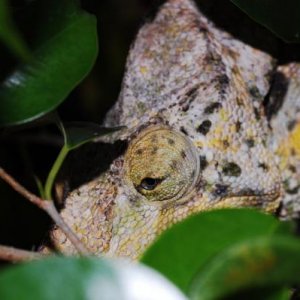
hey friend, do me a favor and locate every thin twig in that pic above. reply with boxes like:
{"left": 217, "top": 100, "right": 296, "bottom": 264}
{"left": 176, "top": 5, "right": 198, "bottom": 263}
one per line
{"left": 43, "top": 201, "right": 90, "bottom": 255}
{"left": 0, "top": 245, "right": 44, "bottom": 262}
{"left": 0, "top": 167, "right": 90, "bottom": 255}
{"left": 0, "top": 167, "right": 44, "bottom": 209}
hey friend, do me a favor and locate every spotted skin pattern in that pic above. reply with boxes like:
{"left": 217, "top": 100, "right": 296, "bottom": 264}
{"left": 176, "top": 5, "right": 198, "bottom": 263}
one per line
{"left": 51, "top": 0, "right": 300, "bottom": 259}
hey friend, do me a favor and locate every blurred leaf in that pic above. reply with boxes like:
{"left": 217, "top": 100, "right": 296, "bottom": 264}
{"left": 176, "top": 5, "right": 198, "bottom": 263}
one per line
{"left": 231, "top": 0, "right": 300, "bottom": 42}
{"left": 141, "top": 209, "right": 294, "bottom": 293}
{"left": 0, "top": 0, "right": 98, "bottom": 127}
{"left": 61, "top": 122, "right": 125, "bottom": 150}
{"left": 0, "top": 256, "right": 187, "bottom": 300}
{"left": 0, "top": 0, "right": 31, "bottom": 61}
{"left": 189, "top": 236, "right": 300, "bottom": 300}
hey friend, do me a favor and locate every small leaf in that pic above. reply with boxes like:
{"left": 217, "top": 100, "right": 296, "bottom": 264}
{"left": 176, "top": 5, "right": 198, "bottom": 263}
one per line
{"left": 0, "top": 0, "right": 98, "bottom": 127}
{"left": 43, "top": 121, "right": 125, "bottom": 199}
{"left": 231, "top": 0, "right": 300, "bottom": 43}
{"left": 0, "top": 257, "right": 187, "bottom": 300}
{"left": 189, "top": 236, "right": 300, "bottom": 300}
{"left": 61, "top": 122, "right": 126, "bottom": 150}
{"left": 141, "top": 209, "right": 294, "bottom": 293}
{"left": 0, "top": 0, "right": 31, "bottom": 61}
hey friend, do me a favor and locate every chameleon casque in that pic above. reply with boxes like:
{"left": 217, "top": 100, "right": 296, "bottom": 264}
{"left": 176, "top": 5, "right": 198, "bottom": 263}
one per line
{"left": 50, "top": 0, "right": 300, "bottom": 259}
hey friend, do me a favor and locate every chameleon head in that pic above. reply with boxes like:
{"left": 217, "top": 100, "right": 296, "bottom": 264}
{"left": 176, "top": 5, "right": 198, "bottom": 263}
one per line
{"left": 51, "top": 122, "right": 282, "bottom": 260}
{"left": 124, "top": 126, "right": 200, "bottom": 203}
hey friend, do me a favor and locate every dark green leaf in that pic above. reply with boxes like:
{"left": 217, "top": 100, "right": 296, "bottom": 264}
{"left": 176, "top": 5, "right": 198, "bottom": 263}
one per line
{"left": 0, "top": 1, "right": 98, "bottom": 127}
{"left": 231, "top": 0, "right": 300, "bottom": 42}
{"left": 43, "top": 120, "right": 126, "bottom": 200}
{"left": 0, "top": 256, "right": 187, "bottom": 300}
{"left": 0, "top": 0, "right": 31, "bottom": 61}
{"left": 61, "top": 122, "right": 126, "bottom": 150}
{"left": 189, "top": 236, "right": 300, "bottom": 300}
{"left": 141, "top": 209, "right": 294, "bottom": 293}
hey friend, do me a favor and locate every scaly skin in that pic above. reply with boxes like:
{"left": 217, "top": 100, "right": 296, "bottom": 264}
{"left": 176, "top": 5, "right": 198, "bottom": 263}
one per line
{"left": 50, "top": 0, "right": 300, "bottom": 259}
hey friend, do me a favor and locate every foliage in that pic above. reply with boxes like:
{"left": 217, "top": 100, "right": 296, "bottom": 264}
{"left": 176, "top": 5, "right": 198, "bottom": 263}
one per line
{"left": 0, "top": 0, "right": 122, "bottom": 200}
{"left": 0, "top": 209, "right": 300, "bottom": 299}
{"left": 0, "top": 256, "right": 187, "bottom": 300}
{"left": 141, "top": 209, "right": 294, "bottom": 293}
{"left": 0, "top": 0, "right": 98, "bottom": 127}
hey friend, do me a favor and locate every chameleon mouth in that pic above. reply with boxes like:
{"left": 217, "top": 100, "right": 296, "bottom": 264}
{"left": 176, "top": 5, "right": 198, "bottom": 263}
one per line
{"left": 217, "top": 189, "right": 282, "bottom": 212}
{"left": 163, "top": 184, "right": 282, "bottom": 213}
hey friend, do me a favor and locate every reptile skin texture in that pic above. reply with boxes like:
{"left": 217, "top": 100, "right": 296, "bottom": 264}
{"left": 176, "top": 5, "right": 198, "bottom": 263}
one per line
{"left": 50, "top": 0, "right": 300, "bottom": 259}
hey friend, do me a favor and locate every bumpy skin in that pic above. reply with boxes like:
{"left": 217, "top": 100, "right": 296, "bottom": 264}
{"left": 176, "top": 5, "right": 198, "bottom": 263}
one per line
{"left": 51, "top": 0, "right": 300, "bottom": 259}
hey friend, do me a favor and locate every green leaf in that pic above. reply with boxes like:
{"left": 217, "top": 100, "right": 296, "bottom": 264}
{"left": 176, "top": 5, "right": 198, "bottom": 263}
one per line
{"left": 189, "top": 236, "right": 300, "bottom": 300}
{"left": 43, "top": 122, "right": 125, "bottom": 200}
{"left": 61, "top": 122, "right": 125, "bottom": 150}
{"left": 0, "top": 0, "right": 98, "bottom": 127}
{"left": 231, "top": 0, "right": 300, "bottom": 43}
{"left": 141, "top": 209, "right": 294, "bottom": 293}
{"left": 0, "top": 0, "right": 31, "bottom": 61}
{"left": 0, "top": 256, "right": 187, "bottom": 300}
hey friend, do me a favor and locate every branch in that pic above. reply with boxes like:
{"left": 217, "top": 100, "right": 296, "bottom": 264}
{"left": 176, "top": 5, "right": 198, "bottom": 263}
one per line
{"left": 0, "top": 245, "right": 44, "bottom": 262}
{"left": 0, "top": 167, "right": 90, "bottom": 256}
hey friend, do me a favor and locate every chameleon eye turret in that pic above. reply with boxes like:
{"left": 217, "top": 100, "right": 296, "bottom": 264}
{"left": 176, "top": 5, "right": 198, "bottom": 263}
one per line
{"left": 124, "top": 126, "right": 200, "bottom": 202}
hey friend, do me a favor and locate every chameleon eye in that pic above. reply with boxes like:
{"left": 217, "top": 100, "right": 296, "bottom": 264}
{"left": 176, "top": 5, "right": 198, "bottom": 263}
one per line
{"left": 124, "top": 126, "right": 200, "bottom": 202}
{"left": 139, "top": 177, "right": 163, "bottom": 191}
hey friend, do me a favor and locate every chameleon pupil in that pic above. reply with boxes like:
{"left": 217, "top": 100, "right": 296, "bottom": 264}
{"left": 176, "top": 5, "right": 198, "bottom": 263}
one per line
{"left": 140, "top": 178, "right": 159, "bottom": 190}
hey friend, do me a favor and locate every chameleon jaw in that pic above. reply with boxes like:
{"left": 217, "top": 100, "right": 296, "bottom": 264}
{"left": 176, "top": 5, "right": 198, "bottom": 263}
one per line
{"left": 212, "top": 193, "right": 282, "bottom": 213}
{"left": 106, "top": 183, "right": 282, "bottom": 260}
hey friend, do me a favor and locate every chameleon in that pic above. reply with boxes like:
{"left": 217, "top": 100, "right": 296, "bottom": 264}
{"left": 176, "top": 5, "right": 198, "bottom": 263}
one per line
{"left": 50, "top": 0, "right": 300, "bottom": 260}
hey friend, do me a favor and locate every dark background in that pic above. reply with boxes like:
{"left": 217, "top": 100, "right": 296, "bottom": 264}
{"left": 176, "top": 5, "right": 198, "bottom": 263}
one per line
{"left": 0, "top": 0, "right": 300, "bottom": 258}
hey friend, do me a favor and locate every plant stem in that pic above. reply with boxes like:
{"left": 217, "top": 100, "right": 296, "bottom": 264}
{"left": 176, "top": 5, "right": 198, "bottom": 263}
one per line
{"left": 44, "top": 145, "right": 69, "bottom": 200}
